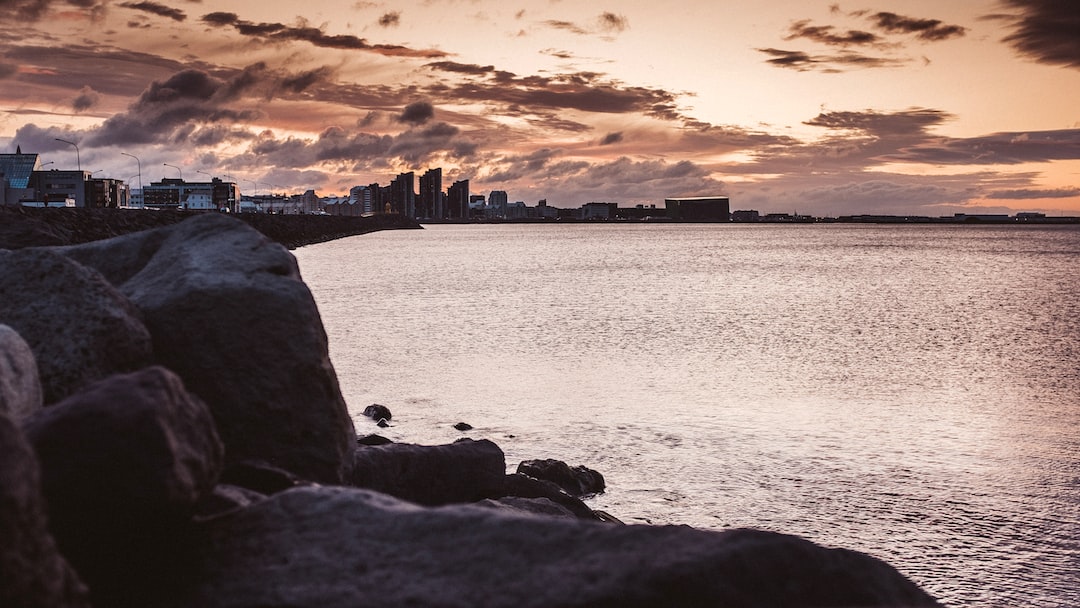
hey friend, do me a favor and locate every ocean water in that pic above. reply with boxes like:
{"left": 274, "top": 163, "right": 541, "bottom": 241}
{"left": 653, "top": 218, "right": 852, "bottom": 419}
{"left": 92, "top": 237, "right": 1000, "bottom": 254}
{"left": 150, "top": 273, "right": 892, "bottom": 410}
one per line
{"left": 293, "top": 223, "right": 1080, "bottom": 607}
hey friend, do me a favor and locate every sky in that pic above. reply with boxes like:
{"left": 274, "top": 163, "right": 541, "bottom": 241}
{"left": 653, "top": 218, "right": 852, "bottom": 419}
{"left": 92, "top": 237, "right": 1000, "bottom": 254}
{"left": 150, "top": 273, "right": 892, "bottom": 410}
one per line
{"left": 2, "top": 0, "right": 1079, "bottom": 216}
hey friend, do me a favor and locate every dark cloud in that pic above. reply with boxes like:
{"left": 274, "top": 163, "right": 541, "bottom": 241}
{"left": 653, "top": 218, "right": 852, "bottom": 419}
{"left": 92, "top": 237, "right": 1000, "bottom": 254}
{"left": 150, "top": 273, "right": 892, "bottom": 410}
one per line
{"left": 72, "top": 85, "right": 101, "bottom": 111}
{"left": 425, "top": 61, "right": 496, "bottom": 76}
{"left": 785, "top": 20, "right": 879, "bottom": 46}
{"left": 986, "top": 187, "right": 1080, "bottom": 199}
{"left": 600, "top": 131, "right": 623, "bottom": 145}
{"left": 378, "top": 11, "right": 400, "bottom": 27}
{"left": 200, "top": 12, "right": 449, "bottom": 58}
{"left": 280, "top": 66, "right": 336, "bottom": 94}
{"left": 397, "top": 100, "right": 435, "bottom": 125}
{"left": 0, "top": 62, "right": 17, "bottom": 79}
{"left": 996, "top": 0, "right": 1080, "bottom": 68}
{"left": 869, "top": 11, "right": 966, "bottom": 41}
{"left": 885, "top": 129, "right": 1080, "bottom": 165}
{"left": 598, "top": 12, "right": 629, "bottom": 33}
{"left": 805, "top": 108, "right": 951, "bottom": 135}
{"left": 0, "top": 0, "right": 105, "bottom": 21}
{"left": 118, "top": 1, "right": 186, "bottom": 22}
{"left": 758, "top": 47, "right": 905, "bottom": 72}
{"left": 4, "top": 43, "right": 187, "bottom": 99}
{"left": 544, "top": 20, "right": 587, "bottom": 35}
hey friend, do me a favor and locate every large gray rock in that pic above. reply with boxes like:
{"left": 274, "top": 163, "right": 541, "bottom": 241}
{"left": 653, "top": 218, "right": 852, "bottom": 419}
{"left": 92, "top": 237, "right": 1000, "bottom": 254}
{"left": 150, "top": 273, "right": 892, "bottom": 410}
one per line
{"left": 0, "top": 324, "right": 42, "bottom": 420}
{"left": 517, "top": 458, "right": 606, "bottom": 497}
{"left": 54, "top": 213, "right": 356, "bottom": 484}
{"left": 157, "top": 486, "right": 940, "bottom": 608}
{"left": 0, "top": 409, "right": 90, "bottom": 608}
{"left": 0, "top": 249, "right": 153, "bottom": 405}
{"left": 349, "top": 438, "right": 506, "bottom": 505}
{"left": 22, "top": 366, "right": 223, "bottom": 606}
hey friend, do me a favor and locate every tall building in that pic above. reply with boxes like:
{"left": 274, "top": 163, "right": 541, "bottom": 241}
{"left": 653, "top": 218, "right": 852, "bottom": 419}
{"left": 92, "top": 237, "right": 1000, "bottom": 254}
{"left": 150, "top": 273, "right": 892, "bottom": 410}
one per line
{"left": 419, "top": 168, "right": 442, "bottom": 219}
{"left": 488, "top": 190, "right": 508, "bottom": 218}
{"left": 0, "top": 147, "right": 42, "bottom": 205}
{"left": 664, "top": 197, "right": 730, "bottom": 221}
{"left": 446, "top": 179, "right": 470, "bottom": 220}
{"left": 390, "top": 172, "right": 415, "bottom": 217}
{"left": 349, "top": 185, "right": 373, "bottom": 214}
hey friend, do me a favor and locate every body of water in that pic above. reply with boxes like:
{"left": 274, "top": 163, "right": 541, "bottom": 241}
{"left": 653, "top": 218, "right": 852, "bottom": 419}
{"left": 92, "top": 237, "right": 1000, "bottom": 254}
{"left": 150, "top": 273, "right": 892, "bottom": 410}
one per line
{"left": 294, "top": 223, "right": 1080, "bottom": 607}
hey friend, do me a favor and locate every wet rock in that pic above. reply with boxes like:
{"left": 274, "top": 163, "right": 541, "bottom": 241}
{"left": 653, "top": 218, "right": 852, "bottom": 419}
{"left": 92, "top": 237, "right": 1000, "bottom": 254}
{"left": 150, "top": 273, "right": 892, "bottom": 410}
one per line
{"left": 54, "top": 213, "right": 357, "bottom": 484}
{"left": 502, "top": 472, "right": 600, "bottom": 521}
{"left": 220, "top": 460, "right": 310, "bottom": 495}
{"left": 151, "top": 486, "right": 941, "bottom": 608}
{"left": 517, "top": 458, "right": 606, "bottom": 497}
{"left": 349, "top": 438, "right": 505, "bottom": 506}
{"left": 0, "top": 324, "right": 42, "bottom": 420}
{"left": 22, "top": 366, "right": 223, "bottom": 606}
{"left": 0, "top": 249, "right": 153, "bottom": 405}
{"left": 194, "top": 485, "right": 266, "bottom": 519}
{"left": 357, "top": 434, "right": 393, "bottom": 446}
{"left": 362, "top": 403, "right": 392, "bottom": 423}
{"left": 453, "top": 421, "right": 473, "bottom": 431}
{"left": 0, "top": 409, "right": 90, "bottom": 608}
{"left": 475, "top": 496, "right": 580, "bottom": 519}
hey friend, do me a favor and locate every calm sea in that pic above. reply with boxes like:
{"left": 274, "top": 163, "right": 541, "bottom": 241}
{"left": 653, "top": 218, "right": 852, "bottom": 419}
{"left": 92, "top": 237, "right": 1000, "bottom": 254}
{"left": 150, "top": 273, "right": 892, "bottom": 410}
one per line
{"left": 294, "top": 223, "right": 1080, "bottom": 607}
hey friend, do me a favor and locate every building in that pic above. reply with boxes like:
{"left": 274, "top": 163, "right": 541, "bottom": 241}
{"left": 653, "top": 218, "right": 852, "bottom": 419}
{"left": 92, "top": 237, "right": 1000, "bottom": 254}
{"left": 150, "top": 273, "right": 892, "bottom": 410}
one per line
{"left": 419, "top": 168, "right": 442, "bottom": 219}
{"left": 487, "top": 190, "right": 508, "bottom": 219}
{"left": 731, "top": 209, "right": 760, "bottom": 222}
{"left": 142, "top": 177, "right": 239, "bottom": 211}
{"left": 664, "top": 197, "right": 730, "bottom": 221}
{"left": 0, "top": 147, "right": 42, "bottom": 205}
{"left": 390, "top": 172, "right": 416, "bottom": 217}
{"left": 582, "top": 202, "right": 618, "bottom": 220}
{"left": 446, "top": 179, "right": 470, "bottom": 219}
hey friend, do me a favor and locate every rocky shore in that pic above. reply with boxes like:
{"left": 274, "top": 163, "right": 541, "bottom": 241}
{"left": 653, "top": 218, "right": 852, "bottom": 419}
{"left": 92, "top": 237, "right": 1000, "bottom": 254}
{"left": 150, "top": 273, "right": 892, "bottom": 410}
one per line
{"left": 0, "top": 212, "right": 941, "bottom": 607}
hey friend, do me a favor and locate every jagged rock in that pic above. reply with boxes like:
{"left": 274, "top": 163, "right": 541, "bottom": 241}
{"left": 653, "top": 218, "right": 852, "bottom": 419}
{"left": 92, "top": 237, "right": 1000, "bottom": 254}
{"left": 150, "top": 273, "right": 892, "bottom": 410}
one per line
{"left": 475, "top": 496, "right": 580, "bottom": 519}
{"left": 22, "top": 366, "right": 223, "bottom": 606}
{"left": 517, "top": 458, "right": 606, "bottom": 497}
{"left": 0, "top": 324, "right": 42, "bottom": 420}
{"left": 362, "top": 403, "right": 392, "bottom": 422}
{"left": 502, "top": 472, "right": 600, "bottom": 521}
{"left": 53, "top": 213, "right": 356, "bottom": 484}
{"left": 152, "top": 486, "right": 940, "bottom": 608}
{"left": 194, "top": 485, "right": 266, "bottom": 519}
{"left": 349, "top": 438, "right": 505, "bottom": 506}
{"left": 453, "top": 421, "right": 473, "bottom": 431}
{"left": 357, "top": 433, "right": 393, "bottom": 446}
{"left": 0, "top": 249, "right": 153, "bottom": 405}
{"left": 0, "top": 410, "right": 90, "bottom": 608}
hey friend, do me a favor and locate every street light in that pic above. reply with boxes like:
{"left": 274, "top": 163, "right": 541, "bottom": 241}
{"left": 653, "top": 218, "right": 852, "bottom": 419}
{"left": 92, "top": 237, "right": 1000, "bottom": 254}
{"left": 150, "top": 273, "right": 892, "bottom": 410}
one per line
{"left": 163, "top": 163, "right": 182, "bottom": 181}
{"left": 196, "top": 170, "right": 213, "bottom": 181}
{"left": 121, "top": 152, "right": 142, "bottom": 194}
{"left": 54, "top": 138, "right": 80, "bottom": 172}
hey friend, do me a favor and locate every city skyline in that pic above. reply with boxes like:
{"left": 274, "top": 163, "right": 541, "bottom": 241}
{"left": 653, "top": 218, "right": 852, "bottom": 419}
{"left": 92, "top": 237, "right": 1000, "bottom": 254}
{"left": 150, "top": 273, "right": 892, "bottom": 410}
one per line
{"left": 1, "top": 1, "right": 1078, "bottom": 216}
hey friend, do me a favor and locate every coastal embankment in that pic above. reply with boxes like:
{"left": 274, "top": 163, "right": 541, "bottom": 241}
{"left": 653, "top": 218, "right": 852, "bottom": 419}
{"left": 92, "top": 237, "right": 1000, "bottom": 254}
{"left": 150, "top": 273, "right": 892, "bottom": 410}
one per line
{"left": 0, "top": 211, "right": 941, "bottom": 607}
{"left": 0, "top": 205, "right": 421, "bottom": 250}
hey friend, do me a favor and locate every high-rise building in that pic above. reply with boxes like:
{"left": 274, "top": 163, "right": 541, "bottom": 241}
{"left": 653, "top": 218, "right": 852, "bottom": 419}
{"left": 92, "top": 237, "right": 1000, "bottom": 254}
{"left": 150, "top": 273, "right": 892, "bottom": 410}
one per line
{"left": 419, "top": 168, "right": 442, "bottom": 219}
{"left": 446, "top": 179, "right": 469, "bottom": 220}
{"left": 488, "top": 190, "right": 508, "bottom": 218}
{"left": 390, "top": 172, "right": 415, "bottom": 217}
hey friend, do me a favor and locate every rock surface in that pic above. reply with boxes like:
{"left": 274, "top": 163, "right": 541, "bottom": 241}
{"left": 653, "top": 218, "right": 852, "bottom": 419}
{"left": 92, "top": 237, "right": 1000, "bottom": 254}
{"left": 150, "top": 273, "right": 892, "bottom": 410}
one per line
{"left": 362, "top": 403, "right": 392, "bottom": 422}
{"left": 0, "top": 410, "right": 90, "bottom": 608}
{"left": 0, "top": 249, "right": 154, "bottom": 405}
{"left": 502, "top": 472, "right": 600, "bottom": 520}
{"left": 517, "top": 458, "right": 606, "bottom": 497}
{"left": 0, "top": 324, "right": 42, "bottom": 420}
{"left": 155, "top": 486, "right": 941, "bottom": 608}
{"left": 54, "top": 213, "right": 357, "bottom": 484}
{"left": 22, "top": 366, "right": 223, "bottom": 606}
{"left": 349, "top": 438, "right": 506, "bottom": 505}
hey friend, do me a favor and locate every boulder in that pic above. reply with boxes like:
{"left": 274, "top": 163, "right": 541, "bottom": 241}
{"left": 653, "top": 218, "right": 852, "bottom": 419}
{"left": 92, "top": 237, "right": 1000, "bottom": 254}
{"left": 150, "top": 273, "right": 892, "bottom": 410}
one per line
{"left": 220, "top": 460, "right": 310, "bottom": 495}
{"left": 53, "top": 213, "right": 356, "bottom": 484}
{"left": 502, "top": 472, "right": 600, "bottom": 521}
{"left": 362, "top": 403, "right": 392, "bottom": 422}
{"left": 0, "top": 249, "right": 153, "bottom": 405}
{"left": 194, "top": 484, "right": 266, "bottom": 519}
{"left": 22, "top": 366, "right": 223, "bottom": 606}
{"left": 453, "top": 421, "right": 473, "bottom": 431}
{"left": 349, "top": 438, "right": 506, "bottom": 506}
{"left": 153, "top": 486, "right": 940, "bottom": 608}
{"left": 0, "top": 324, "right": 42, "bottom": 420}
{"left": 517, "top": 458, "right": 605, "bottom": 497}
{"left": 475, "top": 496, "right": 580, "bottom": 519}
{"left": 357, "top": 433, "right": 393, "bottom": 446}
{"left": 0, "top": 410, "right": 90, "bottom": 608}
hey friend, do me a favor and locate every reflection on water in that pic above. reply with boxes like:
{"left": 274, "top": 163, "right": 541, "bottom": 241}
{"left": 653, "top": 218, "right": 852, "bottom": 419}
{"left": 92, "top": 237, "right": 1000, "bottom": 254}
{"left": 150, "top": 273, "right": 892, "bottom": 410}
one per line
{"left": 295, "top": 223, "right": 1080, "bottom": 607}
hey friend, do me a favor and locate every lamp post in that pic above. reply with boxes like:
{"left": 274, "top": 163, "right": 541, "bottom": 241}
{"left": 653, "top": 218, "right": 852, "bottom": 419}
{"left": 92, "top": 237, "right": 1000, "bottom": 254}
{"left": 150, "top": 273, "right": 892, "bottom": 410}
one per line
{"left": 163, "top": 163, "right": 182, "bottom": 181}
{"left": 120, "top": 152, "right": 142, "bottom": 195}
{"left": 40, "top": 161, "right": 54, "bottom": 169}
{"left": 163, "top": 163, "right": 184, "bottom": 209}
{"left": 54, "top": 138, "right": 80, "bottom": 172}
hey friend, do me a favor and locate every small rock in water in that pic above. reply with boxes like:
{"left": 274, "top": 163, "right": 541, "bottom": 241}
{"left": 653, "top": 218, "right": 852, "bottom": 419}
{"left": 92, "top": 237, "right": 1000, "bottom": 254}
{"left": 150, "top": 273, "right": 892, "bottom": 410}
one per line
{"left": 377, "top": 419, "right": 390, "bottom": 428}
{"left": 362, "top": 404, "right": 392, "bottom": 422}
{"left": 453, "top": 422, "right": 473, "bottom": 431}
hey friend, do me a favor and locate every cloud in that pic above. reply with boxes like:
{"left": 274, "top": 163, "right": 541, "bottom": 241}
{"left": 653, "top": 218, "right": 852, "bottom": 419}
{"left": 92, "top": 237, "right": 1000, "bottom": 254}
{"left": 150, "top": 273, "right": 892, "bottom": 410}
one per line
{"left": 785, "top": 19, "right": 879, "bottom": 46}
{"left": 985, "top": 187, "right": 1080, "bottom": 199}
{"left": 758, "top": 47, "right": 906, "bottom": 72}
{"left": 397, "top": 100, "right": 435, "bottom": 125}
{"left": 544, "top": 20, "right": 587, "bottom": 35}
{"left": 378, "top": 11, "right": 400, "bottom": 27}
{"left": 0, "top": 0, "right": 105, "bottom": 21}
{"left": 598, "top": 12, "right": 629, "bottom": 33}
{"left": 804, "top": 108, "right": 951, "bottom": 135}
{"left": 886, "top": 128, "right": 1080, "bottom": 165}
{"left": 996, "top": 0, "right": 1080, "bottom": 68}
{"left": 543, "top": 12, "right": 629, "bottom": 37}
{"left": 118, "top": 1, "right": 186, "bottom": 22}
{"left": 200, "top": 12, "right": 449, "bottom": 58}
{"left": 869, "top": 12, "right": 966, "bottom": 41}
{"left": 72, "top": 85, "right": 101, "bottom": 111}
{"left": 600, "top": 131, "right": 623, "bottom": 145}
{"left": 0, "top": 62, "right": 17, "bottom": 79}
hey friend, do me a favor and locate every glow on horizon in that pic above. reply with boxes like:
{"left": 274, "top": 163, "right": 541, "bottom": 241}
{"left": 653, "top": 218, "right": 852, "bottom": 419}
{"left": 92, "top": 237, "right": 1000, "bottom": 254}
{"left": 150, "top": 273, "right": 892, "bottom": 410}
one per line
{"left": 1, "top": 0, "right": 1078, "bottom": 215}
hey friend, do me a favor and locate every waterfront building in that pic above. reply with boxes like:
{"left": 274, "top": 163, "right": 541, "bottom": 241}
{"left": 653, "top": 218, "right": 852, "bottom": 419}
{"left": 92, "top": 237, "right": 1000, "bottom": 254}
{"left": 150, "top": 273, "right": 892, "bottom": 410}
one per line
{"left": 665, "top": 197, "right": 730, "bottom": 221}
{"left": 419, "top": 168, "right": 442, "bottom": 219}
{"left": 582, "top": 202, "right": 617, "bottom": 220}
{"left": 143, "top": 177, "right": 238, "bottom": 211}
{"left": 731, "top": 209, "right": 760, "bottom": 222}
{"left": 390, "top": 172, "right": 416, "bottom": 217}
{"left": 446, "top": 179, "right": 470, "bottom": 220}
{"left": 488, "top": 190, "right": 508, "bottom": 219}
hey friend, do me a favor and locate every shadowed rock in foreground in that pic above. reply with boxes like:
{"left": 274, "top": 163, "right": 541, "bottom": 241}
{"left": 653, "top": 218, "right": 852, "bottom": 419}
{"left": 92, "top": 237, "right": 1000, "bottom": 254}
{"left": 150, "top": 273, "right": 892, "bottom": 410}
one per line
{"left": 0, "top": 213, "right": 941, "bottom": 607}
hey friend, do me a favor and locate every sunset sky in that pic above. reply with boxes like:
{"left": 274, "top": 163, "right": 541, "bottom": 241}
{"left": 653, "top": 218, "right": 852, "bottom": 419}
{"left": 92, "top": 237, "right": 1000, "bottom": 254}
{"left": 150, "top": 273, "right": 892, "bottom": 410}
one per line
{"left": 2, "top": 0, "right": 1078, "bottom": 215}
